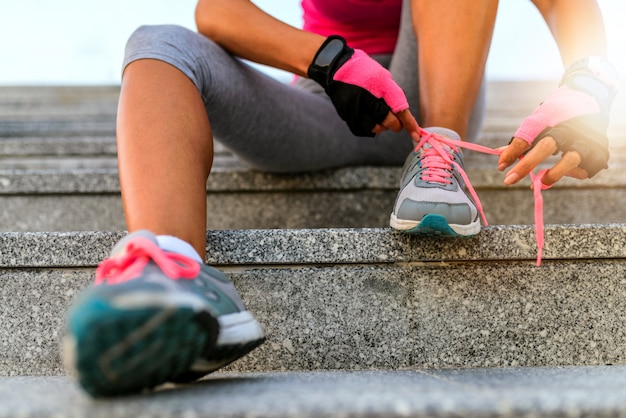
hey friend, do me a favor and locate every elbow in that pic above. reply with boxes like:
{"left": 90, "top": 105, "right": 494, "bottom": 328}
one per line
{"left": 195, "top": 0, "right": 221, "bottom": 39}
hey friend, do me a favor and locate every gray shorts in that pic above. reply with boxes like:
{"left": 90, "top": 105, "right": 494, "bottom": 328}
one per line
{"left": 122, "top": 1, "right": 485, "bottom": 173}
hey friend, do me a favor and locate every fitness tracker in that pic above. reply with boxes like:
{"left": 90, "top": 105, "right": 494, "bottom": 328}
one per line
{"left": 308, "top": 35, "right": 353, "bottom": 88}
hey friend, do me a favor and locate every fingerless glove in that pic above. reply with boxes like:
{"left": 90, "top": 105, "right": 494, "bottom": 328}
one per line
{"left": 308, "top": 35, "right": 409, "bottom": 137}
{"left": 513, "top": 56, "right": 619, "bottom": 177}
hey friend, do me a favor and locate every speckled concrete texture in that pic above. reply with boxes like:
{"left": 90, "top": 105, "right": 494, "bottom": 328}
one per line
{"left": 202, "top": 225, "right": 626, "bottom": 265}
{"left": 1, "top": 225, "right": 626, "bottom": 268}
{"left": 225, "top": 261, "right": 626, "bottom": 372}
{"left": 2, "top": 87, "right": 626, "bottom": 232}
{"left": 0, "top": 269, "right": 92, "bottom": 376}
{"left": 0, "top": 191, "right": 394, "bottom": 232}
{"left": 2, "top": 367, "right": 626, "bottom": 417}
{"left": 3, "top": 259, "right": 626, "bottom": 376}
{"left": 5, "top": 184, "right": 626, "bottom": 232}
{"left": 0, "top": 83, "right": 625, "bottom": 234}
{"left": 3, "top": 155, "right": 626, "bottom": 192}
{"left": 0, "top": 136, "right": 117, "bottom": 157}
{"left": 0, "top": 169, "right": 120, "bottom": 194}
{"left": 0, "top": 196, "right": 126, "bottom": 232}
{"left": 3, "top": 162, "right": 626, "bottom": 231}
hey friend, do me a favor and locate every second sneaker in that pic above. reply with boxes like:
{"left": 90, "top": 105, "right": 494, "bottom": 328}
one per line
{"left": 62, "top": 230, "right": 265, "bottom": 397}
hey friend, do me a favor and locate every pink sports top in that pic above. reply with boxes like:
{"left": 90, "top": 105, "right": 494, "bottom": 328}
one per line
{"left": 301, "top": 0, "right": 402, "bottom": 55}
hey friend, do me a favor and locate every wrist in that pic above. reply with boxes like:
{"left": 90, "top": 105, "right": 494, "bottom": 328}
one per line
{"left": 560, "top": 56, "right": 619, "bottom": 109}
{"left": 307, "top": 35, "right": 354, "bottom": 88}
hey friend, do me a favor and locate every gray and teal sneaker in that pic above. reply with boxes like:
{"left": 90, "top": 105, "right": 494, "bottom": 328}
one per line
{"left": 62, "top": 230, "right": 265, "bottom": 397}
{"left": 390, "top": 128, "right": 487, "bottom": 237}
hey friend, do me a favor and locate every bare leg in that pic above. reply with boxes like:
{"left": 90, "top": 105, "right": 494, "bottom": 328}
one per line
{"left": 412, "top": 0, "right": 498, "bottom": 139}
{"left": 116, "top": 59, "right": 212, "bottom": 257}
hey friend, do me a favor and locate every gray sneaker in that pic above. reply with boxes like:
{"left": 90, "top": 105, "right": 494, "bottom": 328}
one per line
{"left": 390, "top": 128, "right": 483, "bottom": 237}
{"left": 62, "top": 230, "right": 265, "bottom": 397}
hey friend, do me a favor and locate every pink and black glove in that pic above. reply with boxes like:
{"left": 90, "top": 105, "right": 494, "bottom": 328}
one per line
{"left": 308, "top": 35, "right": 409, "bottom": 137}
{"left": 513, "top": 56, "right": 619, "bottom": 177}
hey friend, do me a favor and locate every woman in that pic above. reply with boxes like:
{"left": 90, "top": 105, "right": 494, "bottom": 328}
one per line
{"left": 63, "top": 0, "right": 617, "bottom": 396}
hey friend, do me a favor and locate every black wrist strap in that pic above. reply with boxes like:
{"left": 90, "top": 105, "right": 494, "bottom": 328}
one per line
{"left": 308, "top": 35, "right": 354, "bottom": 88}
{"left": 560, "top": 57, "right": 619, "bottom": 111}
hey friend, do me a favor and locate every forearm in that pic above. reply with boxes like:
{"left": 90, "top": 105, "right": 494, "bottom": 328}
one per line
{"left": 531, "top": 0, "right": 607, "bottom": 67}
{"left": 411, "top": 0, "right": 498, "bottom": 138}
{"left": 195, "top": 0, "right": 325, "bottom": 77}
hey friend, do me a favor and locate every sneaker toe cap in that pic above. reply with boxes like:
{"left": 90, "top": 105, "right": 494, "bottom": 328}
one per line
{"left": 396, "top": 199, "right": 473, "bottom": 225}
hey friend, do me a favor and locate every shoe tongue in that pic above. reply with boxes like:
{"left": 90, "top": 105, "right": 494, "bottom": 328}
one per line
{"left": 110, "top": 230, "right": 159, "bottom": 257}
{"left": 420, "top": 137, "right": 455, "bottom": 157}
{"left": 422, "top": 127, "right": 463, "bottom": 160}
{"left": 424, "top": 126, "right": 461, "bottom": 142}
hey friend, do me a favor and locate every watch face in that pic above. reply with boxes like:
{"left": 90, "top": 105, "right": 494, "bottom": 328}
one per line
{"left": 316, "top": 38, "right": 345, "bottom": 68}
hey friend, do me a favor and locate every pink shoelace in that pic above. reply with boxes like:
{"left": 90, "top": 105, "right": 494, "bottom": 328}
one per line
{"left": 530, "top": 169, "right": 553, "bottom": 266}
{"left": 95, "top": 236, "right": 200, "bottom": 285}
{"left": 417, "top": 128, "right": 550, "bottom": 266}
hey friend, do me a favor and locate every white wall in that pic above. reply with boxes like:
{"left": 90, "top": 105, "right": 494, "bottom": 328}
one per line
{"left": 0, "top": 0, "right": 624, "bottom": 85}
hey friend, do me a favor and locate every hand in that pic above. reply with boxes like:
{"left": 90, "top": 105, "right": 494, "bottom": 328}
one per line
{"left": 371, "top": 109, "right": 420, "bottom": 140}
{"left": 499, "top": 134, "right": 591, "bottom": 187}
{"left": 498, "top": 57, "right": 618, "bottom": 187}
{"left": 308, "top": 36, "right": 419, "bottom": 138}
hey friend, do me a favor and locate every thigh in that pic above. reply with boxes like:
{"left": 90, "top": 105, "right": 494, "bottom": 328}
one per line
{"left": 198, "top": 40, "right": 413, "bottom": 172}
{"left": 124, "top": 25, "right": 413, "bottom": 173}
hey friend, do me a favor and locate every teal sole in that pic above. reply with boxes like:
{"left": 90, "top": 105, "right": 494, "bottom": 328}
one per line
{"left": 401, "top": 214, "right": 474, "bottom": 237}
{"left": 66, "top": 297, "right": 217, "bottom": 397}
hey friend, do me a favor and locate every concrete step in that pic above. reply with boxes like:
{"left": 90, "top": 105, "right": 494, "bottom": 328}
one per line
{"left": 1, "top": 81, "right": 624, "bottom": 137}
{"left": 3, "top": 84, "right": 626, "bottom": 416}
{"left": 1, "top": 82, "right": 624, "bottom": 163}
{"left": 1, "top": 101, "right": 626, "bottom": 231}
{"left": 3, "top": 225, "right": 626, "bottom": 376}
{"left": 2, "top": 160, "right": 626, "bottom": 231}
{"left": 1, "top": 82, "right": 625, "bottom": 231}
{"left": 2, "top": 367, "right": 626, "bottom": 417}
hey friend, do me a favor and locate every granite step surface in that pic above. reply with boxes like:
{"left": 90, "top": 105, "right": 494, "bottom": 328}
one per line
{"left": 1, "top": 81, "right": 624, "bottom": 138}
{"left": 3, "top": 225, "right": 626, "bottom": 376}
{"left": 1, "top": 120, "right": 626, "bottom": 231}
{"left": 2, "top": 159, "right": 626, "bottom": 231}
{"left": 0, "top": 81, "right": 551, "bottom": 129}
{"left": 1, "top": 82, "right": 625, "bottom": 231}
{"left": 2, "top": 366, "right": 626, "bottom": 418}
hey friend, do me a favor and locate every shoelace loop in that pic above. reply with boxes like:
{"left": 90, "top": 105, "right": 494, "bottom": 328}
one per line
{"left": 95, "top": 237, "right": 200, "bottom": 285}
{"left": 416, "top": 128, "right": 551, "bottom": 266}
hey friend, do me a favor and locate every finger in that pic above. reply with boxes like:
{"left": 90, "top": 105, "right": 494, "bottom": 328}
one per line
{"left": 498, "top": 138, "right": 530, "bottom": 171}
{"left": 503, "top": 136, "right": 558, "bottom": 186}
{"left": 541, "top": 150, "right": 582, "bottom": 186}
{"left": 396, "top": 109, "right": 421, "bottom": 141}
{"left": 380, "top": 111, "right": 402, "bottom": 133}
{"left": 566, "top": 166, "right": 590, "bottom": 180}
{"left": 372, "top": 124, "right": 388, "bottom": 135}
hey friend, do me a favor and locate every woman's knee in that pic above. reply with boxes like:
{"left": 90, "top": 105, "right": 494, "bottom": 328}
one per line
{"left": 125, "top": 25, "right": 199, "bottom": 60}
{"left": 123, "top": 24, "right": 220, "bottom": 92}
